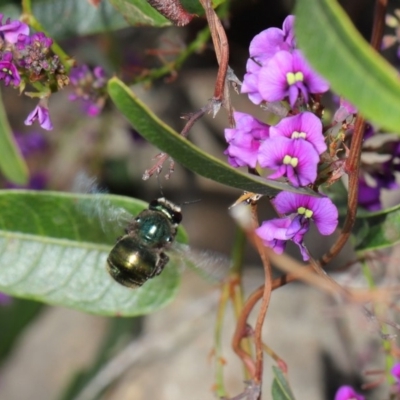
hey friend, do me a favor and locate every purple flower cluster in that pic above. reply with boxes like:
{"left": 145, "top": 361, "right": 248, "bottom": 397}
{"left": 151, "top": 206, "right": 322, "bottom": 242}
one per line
{"left": 0, "top": 14, "right": 64, "bottom": 130}
{"left": 68, "top": 65, "right": 108, "bottom": 117}
{"left": 225, "top": 16, "right": 338, "bottom": 261}
{"left": 242, "top": 15, "right": 329, "bottom": 107}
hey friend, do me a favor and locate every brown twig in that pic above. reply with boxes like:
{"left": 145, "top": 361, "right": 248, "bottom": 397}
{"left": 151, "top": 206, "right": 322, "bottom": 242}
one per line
{"left": 249, "top": 202, "right": 273, "bottom": 384}
{"left": 142, "top": 105, "right": 210, "bottom": 180}
{"left": 199, "top": 0, "right": 229, "bottom": 101}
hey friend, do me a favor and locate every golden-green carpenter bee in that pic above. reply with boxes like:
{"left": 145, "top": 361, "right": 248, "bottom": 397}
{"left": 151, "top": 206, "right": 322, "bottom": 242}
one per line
{"left": 106, "top": 197, "right": 182, "bottom": 288}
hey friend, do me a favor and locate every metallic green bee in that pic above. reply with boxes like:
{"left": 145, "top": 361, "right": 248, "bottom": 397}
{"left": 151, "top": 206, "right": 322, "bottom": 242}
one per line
{"left": 106, "top": 197, "right": 182, "bottom": 288}
{"left": 75, "top": 173, "right": 227, "bottom": 289}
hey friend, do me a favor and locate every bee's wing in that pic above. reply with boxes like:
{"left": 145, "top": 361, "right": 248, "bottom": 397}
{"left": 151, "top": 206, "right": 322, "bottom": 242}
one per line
{"left": 171, "top": 243, "right": 232, "bottom": 284}
{"left": 73, "top": 172, "right": 133, "bottom": 232}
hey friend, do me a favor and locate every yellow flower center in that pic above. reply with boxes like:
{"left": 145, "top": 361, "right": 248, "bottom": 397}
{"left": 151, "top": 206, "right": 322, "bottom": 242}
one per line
{"left": 291, "top": 130, "right": 307, "bottom": 139}
{"left": 283, "top": 155, "right": 298, "bottom": 168}
{"left": 297, "top": 207, "right": 313, "bottom": 218}
{"left": 286, "top": 71, "right": 304, "bottom": 85}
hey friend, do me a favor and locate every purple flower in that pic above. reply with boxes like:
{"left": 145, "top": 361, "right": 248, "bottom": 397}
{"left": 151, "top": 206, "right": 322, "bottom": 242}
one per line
{"left": 257, "top": 191, "right": 338, "bottom": 261}
{"left": 0, "top": 14, "right": 29, "bottom": 43}
{"left": 258, "top": 136, "right": 319, "bottom": 187}
{"left": 249, "top": 15, "right": 296, "bottom": 65}
{"left": 333, "top": 98, "right": 357, "bottom": 123}
{"left": 69, "top": 65, "right": 91, "bottom": 85}
{"left": 274, "top": 191, "right": 339, "bottom": 236}
{"left": 270, "top": 112, "right": 327, "bottom": 154}
{"left": 392, "top": 363, "right": 400, "bottom": 383}
{"left": 241, "top": 58, "right": 264, "bottom": 105}
{"left": 30, "top": 32, "right": 53, "bottom": 49}
{"left": 256, "top": 216, "right": 309, "bottom": 259}
{"left": 0, "top": 52, "right": 21, "bottom": 86}
{"left": 24, "top": 103, "right": 53, "bottom": 131}
{"left": 258, "top": 50, "right": 330, "bottom": 107}
{"left": 256, "top": 217, "right": 293, "bottom": 255}
{"left": 334, "top": 385, "right": 364, "bottom": 400}
{"left": 224, "top": 112, "right": 270, "bottom": 168}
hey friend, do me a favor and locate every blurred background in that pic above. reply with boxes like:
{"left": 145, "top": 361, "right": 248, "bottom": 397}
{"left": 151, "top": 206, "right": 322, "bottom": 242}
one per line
{"left": 0, "top": 0, "right": 394, "bottom": 399}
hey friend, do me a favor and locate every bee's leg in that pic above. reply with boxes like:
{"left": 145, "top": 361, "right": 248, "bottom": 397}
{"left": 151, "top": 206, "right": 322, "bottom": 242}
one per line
{"left": 153, "top": 253, "right": 169, "bottom": 276}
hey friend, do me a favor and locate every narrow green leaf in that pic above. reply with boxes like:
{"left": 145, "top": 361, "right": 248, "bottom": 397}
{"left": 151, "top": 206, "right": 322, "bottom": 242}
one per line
{"left": 0, "top": 94, "right": 28, "bottom": 185}
{"left": 107, "top": 0, "right": 170, "bottom": 27}
{"left": 295, "top": 0, "right": 400, "bottom": 132}
{"left": 0, "top": 190, "right": 188, "bottom": 316}
{"left": 107, "top": 77, "right": 318, "bottom": 197}
{"left": 31, "top": 0, "right": 129, "bottom": 39}
{"left": 271, "top": 366, "right": 296, "bottom": 400}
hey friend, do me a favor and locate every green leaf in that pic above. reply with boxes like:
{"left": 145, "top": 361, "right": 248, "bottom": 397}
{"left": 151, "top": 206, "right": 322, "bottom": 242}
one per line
{"left": 107, "top": 0, "right": 225, "bottom": 27}
{"left": 271, "top": 366, "right": 296, "bottom": 400}
{"left": 295, "top": 0, "right": 400, "bottom": 132}
{"left": 354, "top": 203, "right": 400, "bottom": 252}
{"left": 30, "top": 0, "right": 129, "bottom": 39}
{"left": 0, "top": 190, "right": 188, "bottom": 316}
{"left": 0, "top": 94, "right": 29, "bottom": 185}
{"left": 107, "top": 77, "right": 318, "bottom": 197}
{"left": 107, "top": 0, "right": 170, "bottom": 27}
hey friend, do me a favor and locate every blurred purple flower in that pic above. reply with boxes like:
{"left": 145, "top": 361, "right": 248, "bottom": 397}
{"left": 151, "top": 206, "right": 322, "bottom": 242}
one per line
{"left": 258, "top": 50, "right": 329, "bottom": 107}
{"left": 224, "top": 112, "right": 270, "bottom": 168}
{"left": 68, "top": 64, "right": 107, "bottom": 117}
{"left": 258, "top": 136, "right": 319, "bottom": 187}
{"left": 0, "top": 14, "right": 29, "bottom": 43}
{"left": 334, "top": 385, "right": 364, "bottom": 400}
{"left": 392, "top": 363, "right": 400, "bottom": 383}
{"left": 6, "top": 172, "right": 47, "bottom": 190}
{"left": 24, "top": 103, "right": 53, "bottom": 131}
{"left": 333, "top": 98, "right": 357, "bottom": 124}
{"left": 0, "top": 292, "right": 12, "bottom": 306}
{"left": 358, "top": 177, "right": 381, "bottom": 211}
{"left": 382, "top": 11, "right": 400, "bottom": 58}
{"left": 270, "top": 112, "right": 327, "bottom": 154}
{"left": 14, "top": 131, "right": 47, "bottom": 157}
{"left": 0, "top": 52, "right": 21, "bottom": 86}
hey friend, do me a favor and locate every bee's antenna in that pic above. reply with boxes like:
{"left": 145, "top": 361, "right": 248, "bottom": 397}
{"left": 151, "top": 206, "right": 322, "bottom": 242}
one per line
{"left": 180, "top": 198, "right": 202, "bottom": 207}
